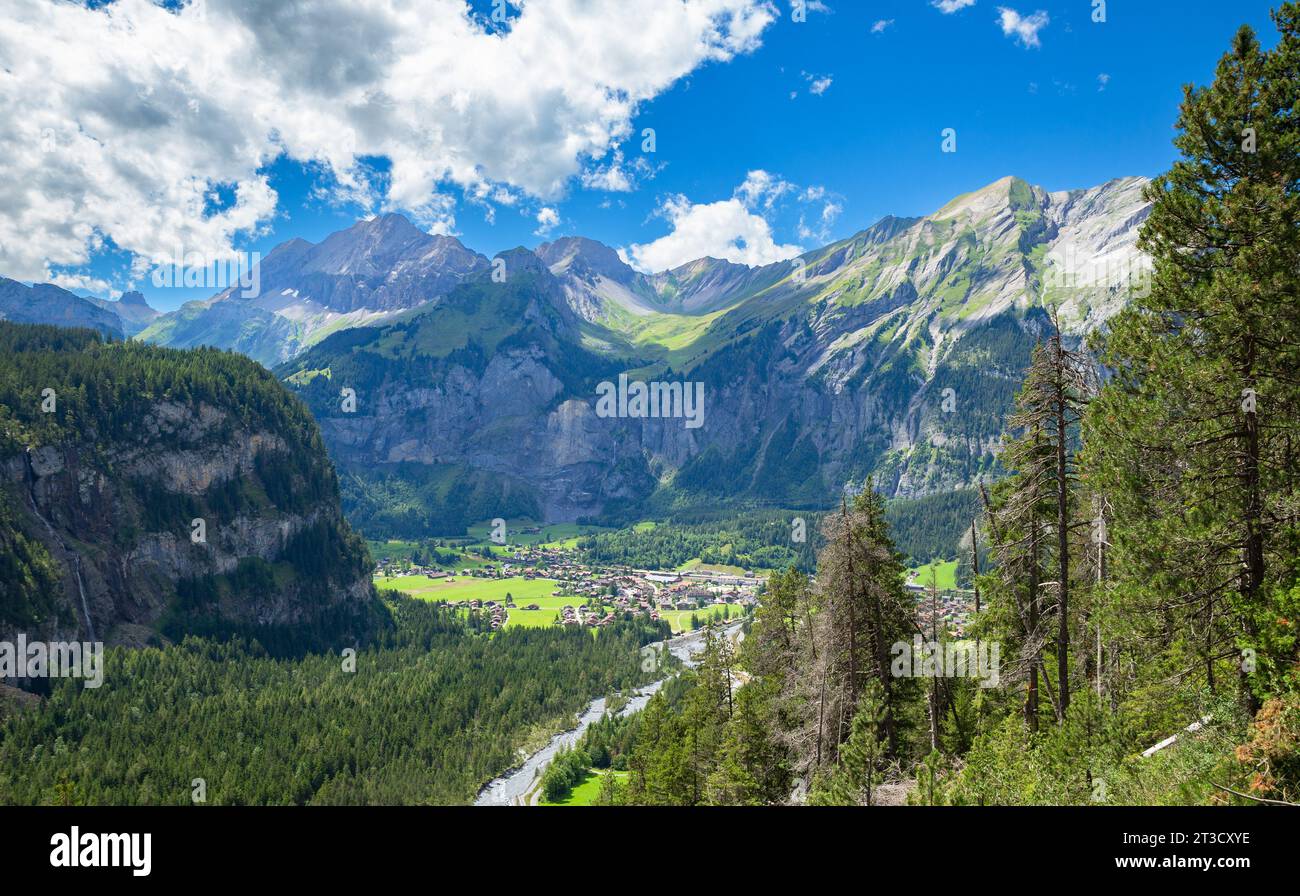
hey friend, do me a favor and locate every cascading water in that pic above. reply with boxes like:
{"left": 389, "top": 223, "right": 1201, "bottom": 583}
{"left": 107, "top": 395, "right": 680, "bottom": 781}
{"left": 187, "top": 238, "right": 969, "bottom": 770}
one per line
{"left": 23, "top": 447, "right": 96, "bottom": 642}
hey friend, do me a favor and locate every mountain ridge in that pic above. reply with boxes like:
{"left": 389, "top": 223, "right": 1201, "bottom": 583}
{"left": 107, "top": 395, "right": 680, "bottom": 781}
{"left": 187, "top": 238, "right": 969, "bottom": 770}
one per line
{"left": 1, "top": 173, "right": 1153, "bottom": 530}
{"left": 271, "top": 174, "right": 1152, "bottom": 529}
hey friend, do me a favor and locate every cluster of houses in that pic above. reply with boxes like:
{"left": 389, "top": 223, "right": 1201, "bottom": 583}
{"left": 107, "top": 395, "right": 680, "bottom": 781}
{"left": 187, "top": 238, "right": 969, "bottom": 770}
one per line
{"left": 374, "top": 560, "right": 447, "bottom": 578}
{"left": 905, "top": 577, "right": 975, "bottom": 638}
{"left": 438, "top": 596, "right": 516, "bottom": 629}
{"left": 556, "top": 604, "right": 618, "bottom": 627}
{"left": 557, "top": 570, "right": 762, "bottom": 622}
{"left": 646, "top": 573, "right": 759, "bottom": 611}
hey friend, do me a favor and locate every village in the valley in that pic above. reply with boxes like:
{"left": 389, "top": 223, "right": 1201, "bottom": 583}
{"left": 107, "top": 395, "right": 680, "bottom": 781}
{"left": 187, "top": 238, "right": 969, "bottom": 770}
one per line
{"left": 905, "top": 567, "right": 977, "bottom": 639}
{"left": 374, "top": 538, "right": 763, "bottom": 633}
{"left": 373, "top": 525, "right": 974, "bottom": 639}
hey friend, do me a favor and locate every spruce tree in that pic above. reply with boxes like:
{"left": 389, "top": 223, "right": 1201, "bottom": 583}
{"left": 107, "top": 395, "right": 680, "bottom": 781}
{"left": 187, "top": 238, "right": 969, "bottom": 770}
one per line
{"left": 1087, "top": 5, "right": 1300, "bottom": 708}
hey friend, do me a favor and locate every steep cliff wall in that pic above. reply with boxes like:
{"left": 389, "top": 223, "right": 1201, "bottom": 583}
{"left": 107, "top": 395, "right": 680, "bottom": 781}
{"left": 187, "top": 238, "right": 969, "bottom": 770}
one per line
{"left": 0, "top": 323, "right": 377, "bottom": 652}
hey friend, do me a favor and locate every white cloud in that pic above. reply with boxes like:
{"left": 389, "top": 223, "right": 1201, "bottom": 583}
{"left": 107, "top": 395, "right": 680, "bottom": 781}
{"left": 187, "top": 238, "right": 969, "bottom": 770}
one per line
{"left": 49, "top": 271, "right": 112, "bottom": 294}
{"left": 581, "top": 157, "right": 635, "bottom": 193}
{"left": 625, "top": 171, "right": 811, "bottom": 272}
{"left": 797, "top": 71, "right": 833, "bottom": 97}
{"left": 0, "top": 0, "right": 778, "bottom": 283}
{"left": 580, "top": 151, "right": 662, "bottom": 193}
{"left": 932, "top": 0, "right": 976, "bottom": 13}
{"left": 797, "top": 197, "right": 842, "bottom": 243}
{"left": 534, "top": 207, "right": 561, "bottom": 236}
{"left": 625, "top": 195, "right": 801, "bottom": 272}
{"left": 871, "top": 19, "right": 894, "bottom": 34}
{"left": 1097, "top": 72, "right": 1111, "bottom": 91}
{"left": 736, "top": 170, "right": 794, "bottom": 210}
{"left": 997, "top": 7, "right": 1049, "bottom": 48}
{"left": 625, "top": 169, "right": 842, "bottom": 272}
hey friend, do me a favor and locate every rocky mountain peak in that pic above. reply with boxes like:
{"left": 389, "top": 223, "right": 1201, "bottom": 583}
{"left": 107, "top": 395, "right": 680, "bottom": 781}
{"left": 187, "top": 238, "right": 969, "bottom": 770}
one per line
{"left": 306, "top": 212, "right": 441, "bottom": 275}
{"left": 931, "top": 175, "right": 1039, "bottom": 223}
{"left": 536, "top": 236, "right": 636, "bottom": 285}
{"left": 493, "top": 246, "right": 554, "bottom": 280}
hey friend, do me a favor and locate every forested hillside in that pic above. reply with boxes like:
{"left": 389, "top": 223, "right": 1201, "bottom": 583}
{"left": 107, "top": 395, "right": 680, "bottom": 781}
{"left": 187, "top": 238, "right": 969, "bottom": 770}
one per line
{"left": 0, "top": 322, "right": 377, "bottom": 652}
{"left": 0, "top": 595, "right": 669, "bottom": 804}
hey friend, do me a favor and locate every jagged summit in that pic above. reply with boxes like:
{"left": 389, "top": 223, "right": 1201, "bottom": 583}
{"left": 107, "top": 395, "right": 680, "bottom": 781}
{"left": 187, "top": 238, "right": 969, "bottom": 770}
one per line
{"left": 15, "top": 174, "right": 1151, "bottom": 373}
{"left": 536, "top": 236, "right": 637, "bottom": 285}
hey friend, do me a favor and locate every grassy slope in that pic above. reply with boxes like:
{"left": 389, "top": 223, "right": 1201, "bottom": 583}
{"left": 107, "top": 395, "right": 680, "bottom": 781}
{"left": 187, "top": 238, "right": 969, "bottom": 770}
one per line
{"left": 540, "top": 769, "right": 629, "bottom": 806}
{"left": 908, "top": 559, "right": 959, "bottom": 591}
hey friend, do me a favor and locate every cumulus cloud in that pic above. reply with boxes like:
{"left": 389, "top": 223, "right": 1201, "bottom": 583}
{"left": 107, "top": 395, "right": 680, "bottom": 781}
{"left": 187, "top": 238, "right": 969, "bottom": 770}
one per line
{"left": 534, "top": 207, "right": 561, "bottom": 236}
{"left": 997, "top": 7, "right": 1049, "bottom": 48}
{"left": 1097, "top": 73, "right": 1111, "bottom": 91}
{"left": 625, "top": 194, "right": 801, "bottom": 272}
{"left": 871, "top": 19, "right": 894, "bottom": 34}
{"left": 0, "top": 0, "right": 778, "bottom": 283}
{"left": 932, "top": 0, "right": 976, "bottom": 13}
{"left": 580, "top": 150, "right": 661, "bottom": 193}
{"left": 624, "top": 169, "right": 838, "bottom": 273}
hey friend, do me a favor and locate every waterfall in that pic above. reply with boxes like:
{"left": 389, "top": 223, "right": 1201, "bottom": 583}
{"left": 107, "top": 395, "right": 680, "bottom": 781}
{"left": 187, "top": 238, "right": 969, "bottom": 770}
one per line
{"left": 23, "top": 448, "right": 96, "bottom": 642}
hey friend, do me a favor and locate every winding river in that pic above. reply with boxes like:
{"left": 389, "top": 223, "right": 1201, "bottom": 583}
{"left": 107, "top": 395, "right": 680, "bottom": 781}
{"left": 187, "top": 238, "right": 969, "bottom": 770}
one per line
{"left": 473, "top": 622, "right": 742, "bottom": 806}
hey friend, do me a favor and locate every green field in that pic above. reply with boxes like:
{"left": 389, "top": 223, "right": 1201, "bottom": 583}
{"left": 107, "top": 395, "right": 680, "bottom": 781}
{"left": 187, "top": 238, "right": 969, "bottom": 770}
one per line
{"left": 675, "top": 558, "right": 756, "bottom": 576}
{"left": 376, "top": 574, "right": 562, "bottom": 603}
{"left": 908, "top": 559, "right": 959, "bottom": 592}
{"left": 540, "top": 769, "right": 629, "bottom": 806}
{"left": 377, "top": 570, "right": 744, "bottom": 633}
{"left": 374, "top": 575, "right": 606, "bottom": 629}
{"left": 502, "top": 594, "right": 591, "bottom": 628}
{"left": 367, "top": 539, "right": 489, "bottom": 569}
{"left": 460, "top": 519, "right": 609, "bottom": 550}
{"left": 659, "top": 603, "right": 743, "bottom": 634}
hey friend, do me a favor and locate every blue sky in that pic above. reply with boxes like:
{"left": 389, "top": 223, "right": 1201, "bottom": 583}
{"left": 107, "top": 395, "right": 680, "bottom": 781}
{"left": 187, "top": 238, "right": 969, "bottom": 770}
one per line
{"left": 6, "top": 0, "right": 1287, "bottom": 309}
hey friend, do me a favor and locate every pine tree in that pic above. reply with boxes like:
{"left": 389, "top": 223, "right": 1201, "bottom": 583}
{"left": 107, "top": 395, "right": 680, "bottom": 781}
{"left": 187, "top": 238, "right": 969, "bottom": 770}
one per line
{"left": 810, "top": 488, "right": 915, "bottom": 764}
{"left": 984, "top": 315, "right": 1095, "bottom": 726}
{"left": 1087, "top": 5, "right": 1300, "bottom": 708}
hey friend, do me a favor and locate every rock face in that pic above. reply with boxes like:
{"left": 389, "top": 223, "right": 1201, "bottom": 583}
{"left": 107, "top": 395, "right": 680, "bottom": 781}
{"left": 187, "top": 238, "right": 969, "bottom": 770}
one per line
{"left": 86, "top": 290, "right": 160, "bottom": 336}
{"left": 0, "top": 323, "right": 376, "bottom": 650}
{"left": 0, "top": 278, "right": 123, "bottom": 339}
{"left": 281, "top": 175, "right": 1151, "bottom": 529}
